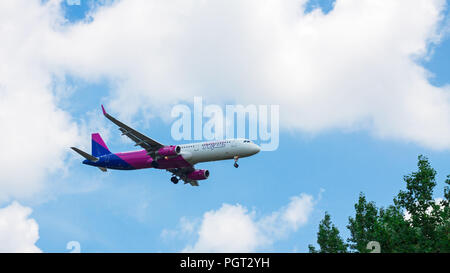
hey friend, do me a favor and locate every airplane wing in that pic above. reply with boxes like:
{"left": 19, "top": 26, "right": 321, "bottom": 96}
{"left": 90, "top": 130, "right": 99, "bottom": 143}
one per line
{"left": 101, "top": 105, "right": 164, "bottom": 153}
{"left": 167, "top": 167, "right": 199, "bottom": 187}
{"left": 188, "top": 180, "right": 199, "bottom": 187}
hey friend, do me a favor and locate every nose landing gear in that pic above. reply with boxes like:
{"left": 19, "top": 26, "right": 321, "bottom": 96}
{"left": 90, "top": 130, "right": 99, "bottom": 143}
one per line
{"left": 234, "top": 156, "right": 239, "bottom": 168}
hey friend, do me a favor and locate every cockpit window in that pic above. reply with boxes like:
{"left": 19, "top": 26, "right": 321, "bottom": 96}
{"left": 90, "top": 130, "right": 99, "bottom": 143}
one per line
{"left": 243, "top": 140, "right": 251, "bottom": 143}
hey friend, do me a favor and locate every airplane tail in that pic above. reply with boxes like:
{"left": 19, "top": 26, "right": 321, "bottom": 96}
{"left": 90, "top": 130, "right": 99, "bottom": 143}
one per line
{"left": 92, "top": 133, "right": 111, "bottom": 157}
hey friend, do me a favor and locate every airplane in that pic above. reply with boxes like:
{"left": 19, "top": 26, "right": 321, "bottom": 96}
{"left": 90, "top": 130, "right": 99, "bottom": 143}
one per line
{"left": 71, "top": 105, "right": 261, "bottom": 186}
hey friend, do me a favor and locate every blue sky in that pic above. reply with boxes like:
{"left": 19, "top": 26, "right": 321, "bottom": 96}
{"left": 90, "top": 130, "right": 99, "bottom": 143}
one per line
{"left": 1, "top": 0, "right": 449, "bottom": 253}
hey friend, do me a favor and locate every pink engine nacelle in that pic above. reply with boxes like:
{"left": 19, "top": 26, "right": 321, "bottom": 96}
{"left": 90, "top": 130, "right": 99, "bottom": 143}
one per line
{"left": 157, "top": 145, "right": 181, "bottom": 157}
{"left": 187, "top": 169, "right": 210, "bottom": 180}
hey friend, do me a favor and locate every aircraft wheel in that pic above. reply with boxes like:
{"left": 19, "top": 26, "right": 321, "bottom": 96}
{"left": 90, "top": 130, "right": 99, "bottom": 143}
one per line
{"left": 171, "top": 176, "right": 179, "bottom": 184}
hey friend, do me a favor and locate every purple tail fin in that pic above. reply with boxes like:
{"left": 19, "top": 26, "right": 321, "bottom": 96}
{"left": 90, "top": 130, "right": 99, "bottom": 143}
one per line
{"left": 92, "top": 133, "right": 111, "bottom": 157}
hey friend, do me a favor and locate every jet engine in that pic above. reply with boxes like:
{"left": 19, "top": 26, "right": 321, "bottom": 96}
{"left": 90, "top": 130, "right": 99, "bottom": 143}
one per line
{"left": 187, "top": 169, "right": 210, "bottom": 180}
{"left": 157, "top": 145, "right": 181, "bottom": 157}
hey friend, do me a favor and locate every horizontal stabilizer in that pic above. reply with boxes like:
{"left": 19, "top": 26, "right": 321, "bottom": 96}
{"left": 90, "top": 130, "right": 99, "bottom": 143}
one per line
{"left": 71, "top": 147, "right": 98, "bottom": 162}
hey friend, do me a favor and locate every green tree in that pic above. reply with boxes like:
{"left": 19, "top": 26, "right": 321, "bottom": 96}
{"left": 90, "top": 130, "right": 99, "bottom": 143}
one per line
{"left": 444, "top": 176, "right": 450, "bottom": 204}
{"left": 347, "top": 193, "right": 384, "bottom": 253}
{"left": 376, "top": 204, "right": 417, "bottom": 253}
{"left": 309, "top": 212, "right": 347, "bottom": 253}
{"left": 431, "top": 175, "right": 450, "bottom": 252}
{"left": 347, "top": 196, "right": 417, "bottom": 253}
{"left": 309, "top": 155, "right": 449, "bottom": 253}
{"left": 394, "top": 155, "right": 449, "bottom": 252}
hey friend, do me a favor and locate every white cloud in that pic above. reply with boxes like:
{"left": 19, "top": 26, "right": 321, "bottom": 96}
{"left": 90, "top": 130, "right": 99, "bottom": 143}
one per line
{"left": 183, "top": 204, "right": 265, "bottom": 253}
{"left": 0, "top": 202, "right": 42, "bottom": 253}
{"left": 0, "top": 0, "right": 80, "bottom": 202}
{"left": 178, "top": 193, "right": 315, "bottom": 252}
{"left": 51, "top": 0, "right": 450, "bottom": 150}
{"left": 0, "top": 0, "right": 449, "bottom": 202}
{"left": 259, "top": 194, "right": 315, "bottom": 238}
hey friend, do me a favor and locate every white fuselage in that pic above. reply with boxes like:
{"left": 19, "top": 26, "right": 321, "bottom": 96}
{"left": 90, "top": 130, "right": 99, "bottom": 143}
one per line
{"left": 179, "top": 138, "right": 261, "bottom": 164}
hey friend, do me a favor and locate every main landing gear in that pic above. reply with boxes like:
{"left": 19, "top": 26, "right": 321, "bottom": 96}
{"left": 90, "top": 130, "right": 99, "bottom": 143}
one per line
{"left": 171, "top": 176, "right": 179, "bottom": 184}
{"left": 151, "top": 161, "right": 159, "bottom": 168}
{"left": 234, "top": 156, "right": 239, "bottom": 168}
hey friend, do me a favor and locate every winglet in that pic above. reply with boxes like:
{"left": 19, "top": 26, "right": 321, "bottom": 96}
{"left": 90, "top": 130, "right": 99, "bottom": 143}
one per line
{"left": 101, "top": 104, "right": 107, "bottom": 115}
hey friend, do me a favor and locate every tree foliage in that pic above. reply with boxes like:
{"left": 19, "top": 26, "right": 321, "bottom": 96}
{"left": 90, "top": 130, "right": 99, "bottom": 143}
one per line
{"left": 308, "top": 212, "right": 347, "bottom": 253}
{"left": 309, "top": 155, "right": 449, "bottom": 253}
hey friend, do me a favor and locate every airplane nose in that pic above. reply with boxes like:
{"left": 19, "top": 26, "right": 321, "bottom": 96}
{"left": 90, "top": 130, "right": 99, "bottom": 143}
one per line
{"left": 253, "top": 144, "right": 261, "bottom": 154}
